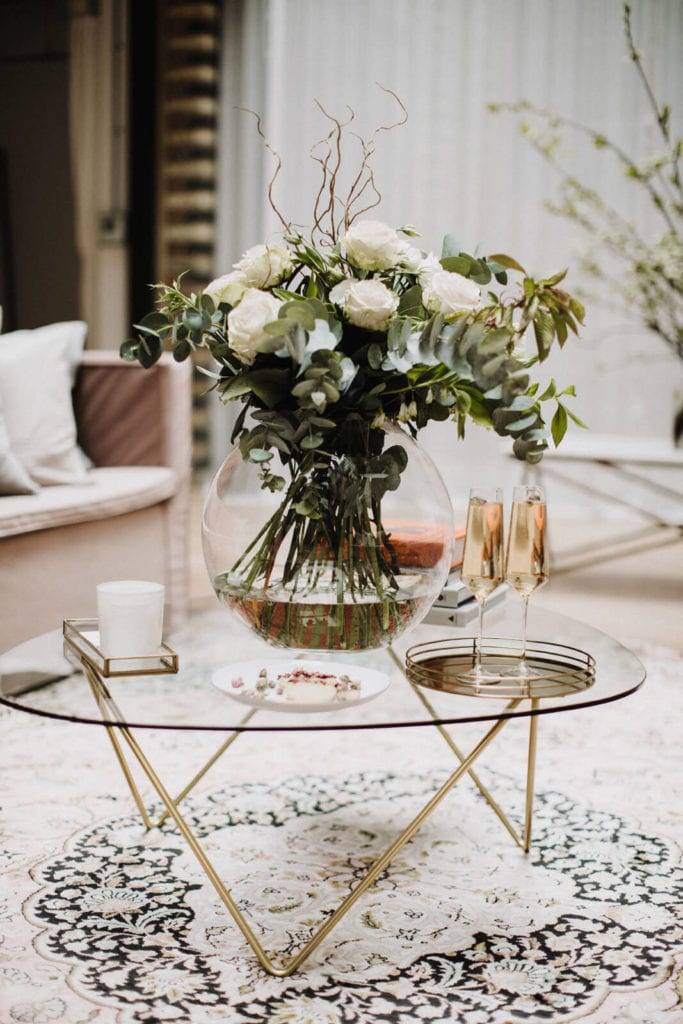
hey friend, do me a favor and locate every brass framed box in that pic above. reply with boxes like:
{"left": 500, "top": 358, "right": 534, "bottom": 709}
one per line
{"left": 63, "top": 619, "right": 179, "bottom": 677}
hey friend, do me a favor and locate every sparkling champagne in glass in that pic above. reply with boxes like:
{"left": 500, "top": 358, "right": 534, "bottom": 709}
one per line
{"left": 505, "top": 484, "right": 549, "bottom": 676}
{"left": 461, "top": 487, "right": 504, "bottom": 681}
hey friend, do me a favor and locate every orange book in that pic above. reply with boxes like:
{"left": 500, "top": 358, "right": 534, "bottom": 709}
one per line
{"left": 382, "top": 521, "right": 466, "bottom": 571}
{"left": 311, "top": 522, "right": 465, "bottom": 570}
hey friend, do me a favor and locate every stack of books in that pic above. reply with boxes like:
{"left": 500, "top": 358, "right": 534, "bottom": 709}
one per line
{"left": 385, "top": 521, "right": 507, "bottom": 628}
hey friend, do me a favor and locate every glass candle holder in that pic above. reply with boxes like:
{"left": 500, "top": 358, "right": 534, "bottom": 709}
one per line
{"left": 96, "top": 580, "right": 165, "bottom": 657}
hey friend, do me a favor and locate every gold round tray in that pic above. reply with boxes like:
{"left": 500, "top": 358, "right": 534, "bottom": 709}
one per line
{"left": 405, "top": 637, "right": 596, "bottom": 699}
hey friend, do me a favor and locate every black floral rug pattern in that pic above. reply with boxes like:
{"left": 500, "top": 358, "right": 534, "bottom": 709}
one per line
{"left": 21, "top": 769, "right": 683, "bottom": 1024}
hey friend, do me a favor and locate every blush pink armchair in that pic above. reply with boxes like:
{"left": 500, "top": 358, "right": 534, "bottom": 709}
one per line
{"left": 0, "top": 351, "right": 192, "bottom": 652}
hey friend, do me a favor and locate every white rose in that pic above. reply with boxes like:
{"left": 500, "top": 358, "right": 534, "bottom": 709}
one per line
{"left": 204, "top": 270, "right": 248, "bottom": 308}
{"left": 422, "top": 269, "right": 481, "bottom": 317}
{"left": 399, "top": 245, "right": 424, "bottom": 273}
{"left": 234, "top": 243, "right": 294, "bottom": 288}
{"left": 227, "top": 288, "right": 282, "bottom": 363}
{"left": 341, "top": 279, "right": 399, "bottom": 331}
{"left": 416, "top": 253, "right": 442, "bottom": 285}
{"left": 328, "top": 279, "right": 354, "bottom": 307}
{"left": 399, "top": 248, "right": 442, "bottom": 286}
{"left": 340, "top": 220, "right": 404, "bottom": 271}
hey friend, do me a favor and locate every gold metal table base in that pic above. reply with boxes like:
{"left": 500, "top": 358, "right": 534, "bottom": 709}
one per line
{"left": 81, "top": 651, "right": 540, "bottom": 978}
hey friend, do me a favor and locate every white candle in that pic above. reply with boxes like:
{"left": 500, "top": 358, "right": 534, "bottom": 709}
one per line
{"left": 96, "top": 580, "right": 165, "bottom": 657}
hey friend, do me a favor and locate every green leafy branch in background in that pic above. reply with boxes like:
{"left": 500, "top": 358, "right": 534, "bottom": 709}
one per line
{"left": 489, "top": 2, "right": 683, "bottom": 362}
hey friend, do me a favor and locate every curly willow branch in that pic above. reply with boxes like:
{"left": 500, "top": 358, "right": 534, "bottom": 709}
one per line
{"left": 238, "top": 86, "right": 408, "bottom": 246}
{"left": 235, "top": 106, "right": 292, "bottom": 232}
{"left": 312, "top": 101, "right": 355, "bottom": 244}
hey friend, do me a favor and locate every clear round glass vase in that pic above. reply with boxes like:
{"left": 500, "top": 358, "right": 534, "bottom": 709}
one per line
{"left": 202, "top": 424, "right": 454, "bottom": 651}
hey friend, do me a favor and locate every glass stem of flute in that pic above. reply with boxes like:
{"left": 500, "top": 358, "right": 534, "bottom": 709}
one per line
{"left": 475, "top": 595, "right": 486, "bottom": 672}
{"left": 520, "top": 595, "right": 530, "bottom": 667}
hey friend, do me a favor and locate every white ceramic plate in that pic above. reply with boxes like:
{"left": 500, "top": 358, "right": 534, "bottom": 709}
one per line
{"left": 211, "top": 659, "right": 390, "bottom": 714}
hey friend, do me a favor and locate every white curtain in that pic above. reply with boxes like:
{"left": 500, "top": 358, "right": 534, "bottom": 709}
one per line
{"left": 69, "top": 0, "right": 128, "bottom": 350}
{"left": 215, "top": 0, "right": 683, "bottom": 507}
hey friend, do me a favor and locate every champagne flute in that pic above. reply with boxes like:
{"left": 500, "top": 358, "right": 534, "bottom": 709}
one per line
{"left": 461, "top": 487, "right": 504, "bottom": 681}
{"left": 505, "top": 484, "right": 549, "bottom": 677}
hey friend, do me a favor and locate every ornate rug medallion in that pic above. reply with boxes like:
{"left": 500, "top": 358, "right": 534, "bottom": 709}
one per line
{"left": 22, "top": 768, "right": 683, "bottom": 1024}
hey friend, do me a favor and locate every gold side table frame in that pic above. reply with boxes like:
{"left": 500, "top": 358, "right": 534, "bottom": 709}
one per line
{"left": 64, "top": 621, "right": 545, "bottom": 979}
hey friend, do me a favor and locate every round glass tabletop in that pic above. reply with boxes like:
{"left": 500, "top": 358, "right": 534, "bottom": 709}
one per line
{"left": 0, "top": 605, "right": 645, "bottom": 732}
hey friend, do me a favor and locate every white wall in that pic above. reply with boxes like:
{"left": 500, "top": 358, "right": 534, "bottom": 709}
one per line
{"left": 214, "top": 0, "right": 683, "bottom": 514}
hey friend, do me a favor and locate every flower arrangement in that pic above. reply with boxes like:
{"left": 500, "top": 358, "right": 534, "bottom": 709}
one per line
{"left": 122, "top": 98, "right": 585, "bottom": 648}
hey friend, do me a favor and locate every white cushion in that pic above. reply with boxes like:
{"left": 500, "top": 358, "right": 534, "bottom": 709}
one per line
{"left": 0, "top": 321, "right": 89, "bottom": 486}
{"left": 0, "top": 390, "right": 38, "bottom": 496}
{"left": 0, "top": 466, "right": 177, "bottom": 539}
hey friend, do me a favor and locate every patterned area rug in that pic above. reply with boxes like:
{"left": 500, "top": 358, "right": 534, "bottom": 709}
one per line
{"left": 1, "top": 615, "right": 682, "bottom": 1024}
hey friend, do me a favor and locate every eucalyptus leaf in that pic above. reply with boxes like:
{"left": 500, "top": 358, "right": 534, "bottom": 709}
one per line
{"left": 138, "top": 311, "right": 168, "bottom": 331}
{"left": 479, "top": 327, "right": 512, "bottom": 354}
{"left": 263, "top": 319, "right": 294, "bottom": 338}
{"left": 173, "top": 340, "right": 192, "bottom": 362}
{"left": 367, "top": 344, "right": 383, "bottom": 370}
{"left": 248, "top": 448, "right": 274, "bottom": 463}
{"left": 470, "top": 264, "right": 492, "bottom": 285}
{"left": 505, "top": 412, "right": 539, "bottom": 433}
{"left": 440, "top": 255, "right": 471, "bottom": 276}
{"left": 120, "top": 338, "right": 138, "bottom": 361}
{"left": 397, "top": 284, "right": 425, "bottom": 317}
{"left": 221, "top": 377, "right": 253, "bottom": 400}
{"left": 185, "top": 311, "right": 204, "bottom": 332}
{"left": 300, "top": 432, "right": 324, "bottom": 449}
{"left": 137, "top": 336, "right": 162, "bottom": 368}
{"left": 441, "top": 233, "right": 461, "bottom": 258}
{"left": 232, "top": 368, "right": 291, "bottom": 408}
{"left": 279, "top": 301, "right": 316, "bottom": 331}
{"left": 460, "top": 322, "right": 487, "bottom": 355}
{"left": 383, "top": 444, "right": 409, "bottom": 471}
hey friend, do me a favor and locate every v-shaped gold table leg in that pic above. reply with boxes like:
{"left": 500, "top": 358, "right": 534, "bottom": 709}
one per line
{"left": 85, "top": 656, "right": 523, "bottom": 977}
{"left": 82, "top": 657, "right": 255, "bottom": 832}
{"left": 113, "top": 700, "right": 521, "bottom": 976}
{"left": 389, "top": 646, "right": 541, "bottom": 853}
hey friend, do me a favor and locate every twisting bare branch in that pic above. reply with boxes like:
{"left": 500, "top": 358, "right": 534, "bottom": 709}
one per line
{"left": 309, "top": 117, "right": 339, "bottom": 245}
{"left": 349, "top": 169, "right": 383, "bottom": 223}
{"left": 313, "top": 101, "right": 355, "bottom": 243}
{"left": 235, "top": 106, "right": 292, "bottom": 232}
{"left": 341, "top": 134, "right": 375, "bottom": 231}
{"left": 310, "top": 138, "right": 333, "bottom": 244}
{"left": 372, "top": 83, "right": 409, "bottom": 138}
{"left": 240, "top": 87, "right": 409, "bottom": 246}
{"left": 341, "top": 86, "right": 407, "bottom": 231}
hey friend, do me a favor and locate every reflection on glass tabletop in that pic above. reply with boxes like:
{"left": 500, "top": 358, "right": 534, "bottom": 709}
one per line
{"left": 0, "top": 605, "right": 645, "bottom": 732}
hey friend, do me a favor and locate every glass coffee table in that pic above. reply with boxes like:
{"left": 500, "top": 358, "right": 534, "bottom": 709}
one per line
{"left": 0, "top": 606, "right": 645, "bottom": 977}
